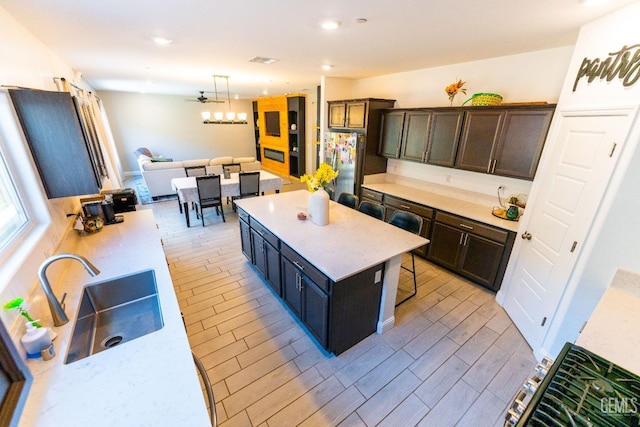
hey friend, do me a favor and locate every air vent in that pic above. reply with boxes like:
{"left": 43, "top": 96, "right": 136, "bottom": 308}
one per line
{"left": 248, "top": 56, "right": 279, "bottom": 65}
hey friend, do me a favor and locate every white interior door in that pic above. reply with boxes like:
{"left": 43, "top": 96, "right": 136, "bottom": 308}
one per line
{"left": 503, "top": 110, "right": 632, "bottom": 350}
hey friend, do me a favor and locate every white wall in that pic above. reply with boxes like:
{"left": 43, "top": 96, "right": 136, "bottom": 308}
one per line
{"left": 533, "top": 0, "right": 640, "bottom": 357}
{"left": 99, "top": 91, "right": 257, "bottom": 174}
{"left": 323, "top": 47, "right": 574, "bottom": 198}
{"left": 0, "top": 5, "right": 109, "bottom": 334}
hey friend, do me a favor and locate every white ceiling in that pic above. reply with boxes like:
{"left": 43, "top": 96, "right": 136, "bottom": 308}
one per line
{"left": 1, "top": 0, "right": 636, "bottom": 100}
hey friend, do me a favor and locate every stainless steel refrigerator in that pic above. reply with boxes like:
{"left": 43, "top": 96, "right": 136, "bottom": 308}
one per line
{"left": 323, "top": 132, "right": 364, "bottom": 200}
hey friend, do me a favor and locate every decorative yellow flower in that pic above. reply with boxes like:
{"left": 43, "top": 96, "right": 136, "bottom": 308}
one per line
{"left": 445, "top": 79, "right": 467, "bottom": 105}
{"left": 300, "top": 163, "right": 339, "bottom": 192}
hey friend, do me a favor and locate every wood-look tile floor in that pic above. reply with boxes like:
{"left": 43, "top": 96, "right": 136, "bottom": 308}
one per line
{"left": 135, "top": 182, "right": 536, "bottom": 427}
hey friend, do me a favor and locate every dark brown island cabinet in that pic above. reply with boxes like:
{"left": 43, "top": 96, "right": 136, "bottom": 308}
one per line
{"left": 238, "top": 207, "right": 385, "bottom": 355}
{"left": 379, "top": 104, "right": 555, "bottom": 180}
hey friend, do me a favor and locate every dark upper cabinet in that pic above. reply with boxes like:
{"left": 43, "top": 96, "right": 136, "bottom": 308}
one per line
{"left": 378, "top": 110, "right": 406, "bottom": 158}
{"left": 455, "top": 110, "right": 504, "bottom": 173}
{"left": 328, "top": 100, "right": 367, "bottom": 129}
{"left": 400, "top": 111, "right": 431, "bottom": 162}
{"left": 456, "top": 105, "right": 555, "bottom": 180}
{"left": 9, "top": 89, "right": 101, "bottom": 198}
{"left": 426, "top": 110, "right": 465, "bottom": 167}
{"left": 492, "top": 108, "right": 554, "bottom": 179}
{"left": 379, "top": 109, "right": 464, "bottom": 168}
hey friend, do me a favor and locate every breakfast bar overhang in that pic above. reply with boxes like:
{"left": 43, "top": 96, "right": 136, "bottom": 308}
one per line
{"left": 236, "top": 190, "right": 428, "bottom": 342}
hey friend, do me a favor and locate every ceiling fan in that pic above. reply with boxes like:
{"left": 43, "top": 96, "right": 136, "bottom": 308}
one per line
{"left": 185, "top": 91, "right": 225, "bottom": 104}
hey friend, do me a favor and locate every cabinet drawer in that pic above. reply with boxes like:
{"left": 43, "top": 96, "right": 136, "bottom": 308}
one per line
{"left": 434, "top": 211, "right": 508, "bottom": 244}
{"left": 360, "top": 188, "right": 384, "bottom": 203}
{"left": 250, "top": 218, "right": 279, "bottom": 248}
{"left": 237, "top": 207, "right": 249, "bottom": 223}
{"left": 384, "top": 195, "right": 433, "bottom": 219}
{"left": 280, "top": 244, "right": 330, "bottom": 293}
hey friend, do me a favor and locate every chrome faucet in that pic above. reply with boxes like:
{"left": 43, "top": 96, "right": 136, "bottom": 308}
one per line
{"left": 37, "top": 253, "right": 100, "bottom": 326}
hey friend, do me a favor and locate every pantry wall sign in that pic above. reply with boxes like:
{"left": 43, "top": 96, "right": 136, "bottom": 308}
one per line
{"left": 573, "top": 44, "right": 640, "bottom": 91}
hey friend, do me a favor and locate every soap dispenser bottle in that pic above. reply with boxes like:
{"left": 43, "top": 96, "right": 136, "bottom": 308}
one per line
{"left": 20, "top": 321, "right": 52, "bottom": 359}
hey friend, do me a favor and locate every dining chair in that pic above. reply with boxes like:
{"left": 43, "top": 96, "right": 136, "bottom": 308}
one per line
{"left": 184, "top": 166, "right": 207, "bottom": 211}
{"left": 388, "top": 211, "right": 423, "bottom": 306}
{"left": 185, "top": 165, "right": 206, "bottom": 177}
{"left": 337, "top": 192, "right": 359, "bottom": 209}
{"left": 205, "top": 165, "right": 223, "bottom": 175}
{"left": 232, "top": 171, "right": 260, "bottom": 212}
{"left": 357, "top": 200, "right": 385, "bottom": 220}
{"left": 194, "top": 175, "right": 225, "bottom": 226}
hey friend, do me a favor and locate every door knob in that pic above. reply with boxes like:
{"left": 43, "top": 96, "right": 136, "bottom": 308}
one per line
{"left": 521, "top": 231, "right": 532, "bottom": 240}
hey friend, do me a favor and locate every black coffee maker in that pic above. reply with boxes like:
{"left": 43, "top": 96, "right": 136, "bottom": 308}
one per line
{"left": 82, "top": 200, "right": 116, "bottom": 224}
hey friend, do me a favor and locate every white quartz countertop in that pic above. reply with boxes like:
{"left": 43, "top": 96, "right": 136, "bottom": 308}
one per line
{"left": 361, "top": 182, "right": 520, "bottom": 233}
{"left": 235, "top": 190, "right": 428, "bottom": 282}
{"left": 19, "top": 210, "right": 210, "bottom": 427}
{"left": 576, "top": 268, "right": 640, "bottom": 375}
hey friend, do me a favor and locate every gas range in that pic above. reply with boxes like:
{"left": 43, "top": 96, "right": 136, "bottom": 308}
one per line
{"left": 506, "top": 342, "right": 640, "bottom": 426}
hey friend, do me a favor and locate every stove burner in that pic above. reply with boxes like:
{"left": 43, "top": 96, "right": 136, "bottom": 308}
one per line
{"left": 591, "top": 379, "right": 615, "bottom": 396}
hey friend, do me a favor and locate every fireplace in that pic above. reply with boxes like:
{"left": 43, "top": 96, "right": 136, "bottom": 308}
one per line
{"left": 264, "top": 148, "right": 285, "bottom": 163}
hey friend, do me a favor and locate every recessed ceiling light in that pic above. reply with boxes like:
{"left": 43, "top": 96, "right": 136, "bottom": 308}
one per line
{"left": 152, "top": 37, "right": 172, "bottom": 45}
{"left": 322, "top": 65, "right": 333, "bottom": 71}
{"left": 356, "top": 18, "right": 368, "bottom": 24}
{"left": 321, "top": 20, "right": 341, "bottom": 30}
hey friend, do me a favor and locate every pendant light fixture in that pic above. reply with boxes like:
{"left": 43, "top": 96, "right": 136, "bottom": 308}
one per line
{"left": 201, "top": 75, "right": 247, "bottom": 124}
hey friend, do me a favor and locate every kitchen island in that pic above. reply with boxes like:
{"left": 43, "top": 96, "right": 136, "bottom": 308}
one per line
{"left": 17, "top": 210, "right": 209, "bottom": 426}
{"left": 235, "top": 190, "right": 428, "bottom": 353}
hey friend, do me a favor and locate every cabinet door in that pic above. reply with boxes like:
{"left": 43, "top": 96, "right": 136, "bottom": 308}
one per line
{"left": 240, "top": 219, "right": 252, "bottom": 262}
{"left": 492, "top": 108, "right": 554, "bottom": 180}
{"left": 455, "top": 110, "right": 504, "bottom": 173}
{"left": 426, "top": 110, "right": 464, "bottom": 167}
{"left": 459, "top": 233, "right": 505, "bottom": 290}
{"left": 265, "top": 240, "right": 281, "bottom": 296}
{"left": 302, "top": 277, "right": 329, "bottom": 347}
{"left": 251, "top": 230, "right": 267, "bottom": 276}
{"left": 378, "top": 111, "right": 405, "bottom": 158}
{"left": 281, "top": 257, "right": 303, "bottom": 318}
{"left": 328, "top": 103, "right": 346, "bottom": 128}
{"left": 400, "top": 111, "right": 431, "bottom": 162}
{"left": 346, "top": 102, "right": 366, "bottom": 128}
{"left": 427, "top": 222, "right": 464, "bottom": 270}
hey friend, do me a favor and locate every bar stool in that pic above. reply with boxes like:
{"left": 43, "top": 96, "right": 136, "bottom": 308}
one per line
{"left": 388, "top": 211, "right": 423, "bottom": 306}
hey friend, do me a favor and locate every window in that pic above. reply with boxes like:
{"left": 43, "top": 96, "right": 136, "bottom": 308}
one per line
{"left": 0, "top": 151, "right": 28, "bottom": 252}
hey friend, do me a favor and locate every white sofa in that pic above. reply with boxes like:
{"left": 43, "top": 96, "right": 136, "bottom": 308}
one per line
{"left": 137, "top": 151, "right": 261, "bottom": 198}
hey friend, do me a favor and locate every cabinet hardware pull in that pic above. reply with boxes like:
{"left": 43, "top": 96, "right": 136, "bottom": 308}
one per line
{"left": 293, "top": 260, "right": 305, "bottom": 270}
{"left": 459, "top": 223, "right": 473, "bottom": 230}
{"left": 463, "top": 233, "right": 469, "bottom": 246}
{"left": 486, "top": 159, "right": 493, "bottom": 173}
{"left": 609, "top": 143, "right": 617, "bottom": 158}
{"left": 459, "top": 233, "right": 465, "bottom": 246}
{"left": 570, "top": 241, "right": 577, "bottom": 252}
{"left": 491, "top": 159, "right": 497, "bottom": 174}
{"left": 400, "top": 205, "right": 411, "bottom": 210}
{"left": 541, "top": 317, "right": 547, "bottom": 327}
{"left": 521, "top": 232, "right": 532, "bottom": 240}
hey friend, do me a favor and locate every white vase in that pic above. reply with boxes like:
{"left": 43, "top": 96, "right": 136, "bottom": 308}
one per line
{"left": 308, "top": 189, "right": 329, "bottom": 226}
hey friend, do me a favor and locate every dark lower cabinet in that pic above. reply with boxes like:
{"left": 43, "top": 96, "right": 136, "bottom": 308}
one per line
{"left": 251, "top": 229, "right": 281, "bottom": 296}
{"left": 427, "top": 212, "right": 515, "bottom": 291}
{"left": 281, "top": 256, "right": 329, "bottom": 347}
{"left": 239, "top": 213, "right": 252, "bottom": 263}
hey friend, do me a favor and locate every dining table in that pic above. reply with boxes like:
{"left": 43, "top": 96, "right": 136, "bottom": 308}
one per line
{"left": 171, "top": 170, "right": 284, "bottom": 226}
